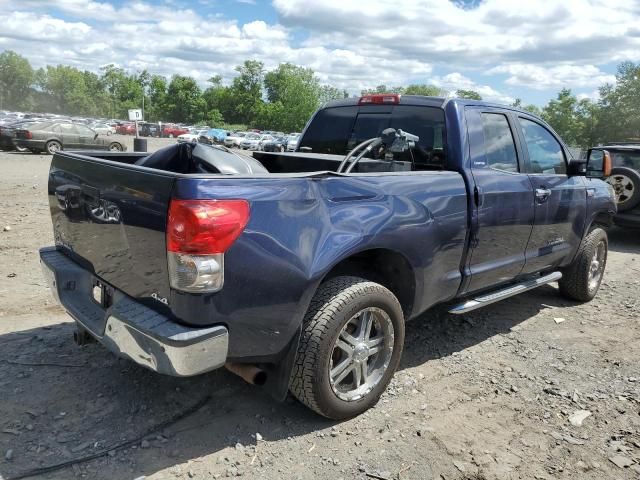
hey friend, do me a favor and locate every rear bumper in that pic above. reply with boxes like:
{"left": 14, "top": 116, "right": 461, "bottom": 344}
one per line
{"left": 39, "top": 246, "right": 229, "bottom": 377}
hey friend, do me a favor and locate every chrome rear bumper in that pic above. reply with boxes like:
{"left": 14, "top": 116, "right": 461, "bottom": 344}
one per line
{"left": 40, "top": 246, "right": 228, "bottom": 377}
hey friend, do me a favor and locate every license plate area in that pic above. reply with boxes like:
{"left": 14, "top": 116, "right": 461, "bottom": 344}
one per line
{"left": 91, "top": 280, "right": 114, "bottom": 308}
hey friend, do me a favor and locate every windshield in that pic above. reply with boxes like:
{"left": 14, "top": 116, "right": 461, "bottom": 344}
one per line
{"left": 245, "top": 133, "right": 259, "bottom": 140}
{"left": 610, "top": 150, "right": 640, "bottom": 170}
{"left": 298, "top": 105, "right": 446, "bottom": 165}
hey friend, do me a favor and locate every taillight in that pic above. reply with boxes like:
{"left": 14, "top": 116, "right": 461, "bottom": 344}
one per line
{"left": 166, "top": 199, "right": 250, "bottom": 293}
{"left": 358, "top": 94, "right": 401, "bottom": 105}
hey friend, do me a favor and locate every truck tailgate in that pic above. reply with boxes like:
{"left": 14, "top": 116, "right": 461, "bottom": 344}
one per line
{"left": 48, "top": 153, "right": 175, "bottom": 304}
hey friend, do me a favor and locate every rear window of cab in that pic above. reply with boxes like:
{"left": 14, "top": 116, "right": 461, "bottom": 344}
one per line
{"left": 299, "top": 105, "right": 446, "bottom": 167}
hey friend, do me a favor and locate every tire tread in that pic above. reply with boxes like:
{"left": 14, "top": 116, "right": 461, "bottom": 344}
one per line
{"left": 289, "top": 276, "right": 402, "bottom": 418}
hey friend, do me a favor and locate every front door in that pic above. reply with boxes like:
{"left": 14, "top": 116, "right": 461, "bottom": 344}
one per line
{"left": 464, "top": 109, "right": 535, "bottom": 294}
{"left": 515, "top": 116, "right": 587, "bottom": 273}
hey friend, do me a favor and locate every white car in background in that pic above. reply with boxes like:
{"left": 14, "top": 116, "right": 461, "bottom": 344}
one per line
{"left": 177, "top": 129, "right": 208, "bottom": 144}
{"left": 287, "top": 134, "right": 300, "bottom": 151}
{"left": 92, "top": 123, "right": 116, "bottom": 135}
{"left": 240, "top": 133, "right": 273, "bottom": 151}
{"left": 224, "top": 131, "right": 247, "bottom": 148}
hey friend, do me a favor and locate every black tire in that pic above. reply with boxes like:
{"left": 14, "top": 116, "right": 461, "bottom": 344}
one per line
{"left": 45, "top": 140, "right": 62, "bottom": 155}
{"left": 108, "top": 142, "right": 123, "bottom": 152}
{"left": 607, "top": 167, "right": 640, "bottom": 212}
{"left": 559, "top": 228, "right": 608, "bottom": 302}
{"left": 280, "top": 145, "right": 285, "bottom": 152}
{"left": 289, "top": 276, "right": 405, "bottom": 419}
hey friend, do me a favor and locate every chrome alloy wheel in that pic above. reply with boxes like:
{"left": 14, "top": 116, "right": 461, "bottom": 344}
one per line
{"left": 607, "top": 173, "right": 635, "bottom": 206}
{"left": 329, "top": 307, "right": 394, "bottom": 402}
{"left": 588, "top": 240, "right": 606, "bottom": 291}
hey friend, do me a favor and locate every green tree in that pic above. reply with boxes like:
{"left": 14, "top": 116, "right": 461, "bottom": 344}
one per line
{"left": 404, "top": 84, "right": 445, "bottom": 96}
{"left": 145, "top": 74, "right": 168, "bottom": 122}
{"left": 456, "top": 89, "right": 482, "bottom": 100}
{"left": 318, "top": 85, "right": 348, "bottom": 104}
{"left": 262, "top": 63, "right": 320, "bottom": 131}
{"left": 227, "top": 60, "right": 265, "bottom": 124}
{"left": 0, "top": 50, "right": 34, "bottom": 110}
{"left": 165, "top": 75, "right": 205, "bottom": 123}
{"left": 597, "top": 62, "right": 640, "bottom": 142}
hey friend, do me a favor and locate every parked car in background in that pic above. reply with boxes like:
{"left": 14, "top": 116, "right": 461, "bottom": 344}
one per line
{"left": 199, "top": 128, "right": 228, "bottom": 145}
{"left": 261, "top": 136, "right": 289, "bottom": 152}
{"left": 224, "top": 131, "right": 247, "bottom": 148}
{"left": 177, "top": 129, "right": 209, "bottom": 144}
{"left": 116, "top": 123, "right": 136, "bottom": 135}
{"left": 14, "top": 122, "right": 126, "bottom": 154}
{"left": 239, "top": 133, "right": 273, "bottom": 150}
{"left": 91, "top": 123, "right": 115, "bottom": 136}
{"left": 137, "top": 122, "right": 159, "bottom": 137}
{"left": 0, "top": 119, "right": 52, "bottom": 152}
{"left": 162, "top": 124, "right": 189, "bottom": 138}
{"left": 287, "top": 134, "right": 300, "bottom": 152}
{"left": 599, "top": 144, "right": 640, "bottom": 229}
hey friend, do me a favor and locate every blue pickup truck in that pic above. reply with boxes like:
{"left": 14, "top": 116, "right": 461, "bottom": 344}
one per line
{"left": 40, "top": 95, "right": 616, "bottom": 419}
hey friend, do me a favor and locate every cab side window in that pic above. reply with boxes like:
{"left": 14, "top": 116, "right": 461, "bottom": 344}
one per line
{"left": 480, "top": 113, "right": 518, "bottom": 173}
{"left": 519, "top": 118, "right": 566, "bottom": 174}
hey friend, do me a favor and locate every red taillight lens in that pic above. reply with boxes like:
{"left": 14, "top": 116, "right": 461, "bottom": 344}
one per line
{"left": 167, "top": 199, "right": 250, "bottom": 254}
{"left": 358, "top": 94, "right": 401, "bottom": 105}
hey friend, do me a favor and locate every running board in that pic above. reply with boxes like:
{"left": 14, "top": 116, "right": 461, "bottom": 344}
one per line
{"left": 448, "top": 271, "right": 562, "bottom": 315}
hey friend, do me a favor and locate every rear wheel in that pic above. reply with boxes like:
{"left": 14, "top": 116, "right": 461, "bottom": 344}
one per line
{"left": 289, "top": 276, "right": 405, "bottom": 419}
{"left": 46, "top": 140, "right": 62, "bottom": 155}
{"left": 559, "top": 227, "right": 608, "bottom": 302}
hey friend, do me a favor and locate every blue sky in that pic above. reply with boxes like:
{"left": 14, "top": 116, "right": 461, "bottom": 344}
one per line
{"left": 1, "top": 0, "right": 637, "bottom": 106}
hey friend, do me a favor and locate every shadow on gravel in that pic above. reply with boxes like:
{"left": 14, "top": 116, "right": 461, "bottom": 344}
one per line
{"left": 607, "top": 226, "right": 640, "bottom": 254}
{"left": 0, "top": 283, "right": 567, "bottom": 479}
{"left": 401, "top": 283, "right": 570, "bottom": 370}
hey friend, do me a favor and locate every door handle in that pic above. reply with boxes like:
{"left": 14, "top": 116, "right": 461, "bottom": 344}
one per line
{"left": 535, "top": 188, "right": 552, "bottom": 202}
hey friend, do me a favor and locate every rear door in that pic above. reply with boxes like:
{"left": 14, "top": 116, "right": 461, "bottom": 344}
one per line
{"left": 463, "top": 108, "right": 535, "bottom": 293}
{"left": 515, "top": 116, "right": 587, "bottom": 273}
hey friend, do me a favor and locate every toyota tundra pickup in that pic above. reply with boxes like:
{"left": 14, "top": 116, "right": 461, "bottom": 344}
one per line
{"left": 40, "top": 95, "right": 616, "bottom": 419}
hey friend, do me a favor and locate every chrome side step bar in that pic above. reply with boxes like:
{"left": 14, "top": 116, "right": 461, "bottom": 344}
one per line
{"left": 448, "top": 271, "right": 562, "bottom": 315}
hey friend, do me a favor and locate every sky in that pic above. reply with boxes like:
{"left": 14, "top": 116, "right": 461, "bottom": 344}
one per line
{"left": 0, "top": 0, "right": 638, "bottom": 106}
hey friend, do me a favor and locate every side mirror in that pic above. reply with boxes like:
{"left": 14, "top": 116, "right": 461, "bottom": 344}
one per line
{"left": 586, "top": 148, "right": 613, "bottom": 178}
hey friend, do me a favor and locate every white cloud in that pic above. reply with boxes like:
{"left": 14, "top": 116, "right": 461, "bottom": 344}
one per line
{"left": 431, "top": 72, "right": 514, "bottom": 104}
{"left": 0, "top": 0, "right": 638, "bottom": 99}
{"left": 489, "top": 64, "right": 616, "bottom": 90}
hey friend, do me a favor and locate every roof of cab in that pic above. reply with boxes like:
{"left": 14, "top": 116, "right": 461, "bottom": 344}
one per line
{"left": 322, "top": 95, "right": 447, "bottom": 108}
{"left": 320, "top": 95, "right": 541, "bottom": 118}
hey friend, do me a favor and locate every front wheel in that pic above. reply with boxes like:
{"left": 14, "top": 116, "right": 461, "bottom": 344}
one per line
{"left": 108, "top": 142, "right": 123, "bottom": 151}
{"left": 559, "top": 227, "right": 608, "bottom": 302}
{"left": 289, "top": 276, "right": 405, "bottom": 419}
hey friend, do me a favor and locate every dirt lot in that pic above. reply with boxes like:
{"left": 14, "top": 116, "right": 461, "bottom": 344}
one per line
{"left": 0, "top": 139, "right": 639, "bottom": 480}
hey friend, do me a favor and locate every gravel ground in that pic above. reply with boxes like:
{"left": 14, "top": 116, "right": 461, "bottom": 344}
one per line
{"left": 0, "top": 141, "right": 639, "bottom": 480}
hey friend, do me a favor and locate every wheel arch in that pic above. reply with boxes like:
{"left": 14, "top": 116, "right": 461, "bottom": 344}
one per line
{"left": 318, "top": 247, "right": 417, "bottom": 320}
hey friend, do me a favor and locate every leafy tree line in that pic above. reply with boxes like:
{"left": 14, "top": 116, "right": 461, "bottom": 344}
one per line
{"left": 1, "top": 49, "right": 639, "bottom": 146}
{"left": 0, "top": 51, "right": 348, "bottom": 132}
